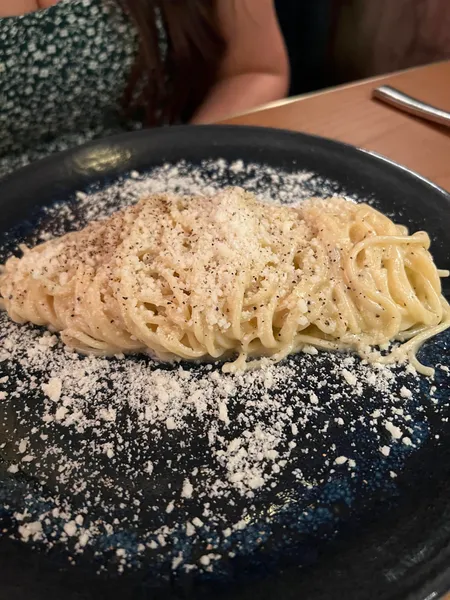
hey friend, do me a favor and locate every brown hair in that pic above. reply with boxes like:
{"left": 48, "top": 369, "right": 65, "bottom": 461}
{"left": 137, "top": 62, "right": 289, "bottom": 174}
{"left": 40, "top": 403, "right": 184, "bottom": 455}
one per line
{"left": 118, "top": 0, "right": 226, "bottom": 125}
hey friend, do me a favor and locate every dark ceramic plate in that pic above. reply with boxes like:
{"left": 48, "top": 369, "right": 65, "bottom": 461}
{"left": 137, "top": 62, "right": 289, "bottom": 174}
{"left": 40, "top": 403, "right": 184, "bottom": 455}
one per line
{"left": 0, "top": 126, "right": 450, "bottom": 600}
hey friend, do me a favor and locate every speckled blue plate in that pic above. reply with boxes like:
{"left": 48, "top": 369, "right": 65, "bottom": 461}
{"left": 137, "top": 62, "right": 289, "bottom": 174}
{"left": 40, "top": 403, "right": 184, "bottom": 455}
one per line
{"left": 0, "top": 126, "right": 449, "bottom": 600}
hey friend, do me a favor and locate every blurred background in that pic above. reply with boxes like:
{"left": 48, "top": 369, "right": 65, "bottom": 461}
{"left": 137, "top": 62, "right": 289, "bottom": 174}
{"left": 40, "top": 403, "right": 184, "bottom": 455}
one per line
{"left": 275, "top": 0, "right": 450, "bottom": 97}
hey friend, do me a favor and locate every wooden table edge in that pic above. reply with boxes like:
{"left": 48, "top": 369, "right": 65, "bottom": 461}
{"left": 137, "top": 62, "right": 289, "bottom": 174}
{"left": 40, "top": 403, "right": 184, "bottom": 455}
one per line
{"left": 220, "top": 59, "right": 450, "bottom": 123}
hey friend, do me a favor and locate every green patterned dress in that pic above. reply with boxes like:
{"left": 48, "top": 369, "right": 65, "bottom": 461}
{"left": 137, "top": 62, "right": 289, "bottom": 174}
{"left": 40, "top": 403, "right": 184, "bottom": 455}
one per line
{"left": 0, "top": 0, "right": 151, "bottom": 179}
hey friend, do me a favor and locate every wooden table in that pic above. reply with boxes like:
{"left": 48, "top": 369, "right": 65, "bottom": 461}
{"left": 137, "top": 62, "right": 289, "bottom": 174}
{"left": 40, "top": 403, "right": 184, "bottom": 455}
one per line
{"left": 223, "top": 60, "right": 450, "bottom": 192}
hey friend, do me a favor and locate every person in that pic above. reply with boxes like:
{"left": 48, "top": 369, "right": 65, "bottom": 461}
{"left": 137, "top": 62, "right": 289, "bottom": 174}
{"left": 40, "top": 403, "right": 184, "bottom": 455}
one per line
{"left": 0, "top": 0, "right": 289, "bottom": 178}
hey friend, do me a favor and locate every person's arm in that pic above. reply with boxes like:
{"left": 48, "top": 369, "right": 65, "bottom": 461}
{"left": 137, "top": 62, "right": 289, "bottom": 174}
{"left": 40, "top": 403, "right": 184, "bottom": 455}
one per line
{"left": 191, "top": 0, "right": 289, "bottom": 124}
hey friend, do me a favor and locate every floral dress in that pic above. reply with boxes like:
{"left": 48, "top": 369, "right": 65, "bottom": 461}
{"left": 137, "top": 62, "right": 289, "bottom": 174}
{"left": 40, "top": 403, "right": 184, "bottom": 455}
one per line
{"left": 0, "top": 0, "right": 147, "bottom": 179}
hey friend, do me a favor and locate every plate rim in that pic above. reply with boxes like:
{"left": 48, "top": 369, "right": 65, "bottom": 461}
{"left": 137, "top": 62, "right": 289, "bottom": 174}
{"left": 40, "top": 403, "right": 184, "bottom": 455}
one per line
{"left": 0, "top": 124, "right": 449, "bottom": 206}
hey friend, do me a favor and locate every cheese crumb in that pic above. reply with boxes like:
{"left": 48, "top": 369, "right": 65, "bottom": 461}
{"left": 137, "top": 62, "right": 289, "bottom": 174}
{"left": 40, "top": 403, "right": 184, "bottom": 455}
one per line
{"left": 309, "top": 392, "right": 319, "bottom": 405}
{"left": 302, "top": 345, "right": 318, "bottom": 355}
{"left": 181, "top": 478, "right": 193, "bottom": 499}
{"left": 400, "top": 386, "right": 412, "bottom": 399}
{"left": 41, "top": 377, "right": 62, "bottom": 402}
{"left": 384, "top": 421, "right": 402, "bottom": 439}
{"left": 18, "top": 521, "right": 43, "bottom": 542}
{"left": 218, "top": 402, "right": 229, "bottom": 424}
{"left": 342, "top": 369, "right": 357, "bottom": 386}
{"left": 192, "top": 517, "right": 204, "bottom": 528}
{"left": 18, "top": 439, "right": 28, "bottom": 454}
{"left": 79, "top": 532, "right": 90, "bottom": 547}
{"left": 172, "top": 554, "right": 184, "bottom": 570}
{"left": 55, "top": 406, "right": 68, "bottom": 421}
{"left": 63, "top": 521, "right": 77, "bottom": 537}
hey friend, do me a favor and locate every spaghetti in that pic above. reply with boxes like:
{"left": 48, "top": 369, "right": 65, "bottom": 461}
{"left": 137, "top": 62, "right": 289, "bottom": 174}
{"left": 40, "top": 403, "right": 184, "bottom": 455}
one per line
{"left": 1, "top": 188, "right": 449, "bottom": 375}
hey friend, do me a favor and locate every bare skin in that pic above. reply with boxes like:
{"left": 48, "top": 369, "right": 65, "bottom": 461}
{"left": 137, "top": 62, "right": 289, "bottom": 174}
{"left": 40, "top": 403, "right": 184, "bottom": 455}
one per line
{"left": 0, "top": 0, "right": 288, "bottom": 122}
{"left": 193, "top": 0, "right": 289, "bottom": 122}
{"left": 0, "top": 0, "right": 59, "bottom": 16}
